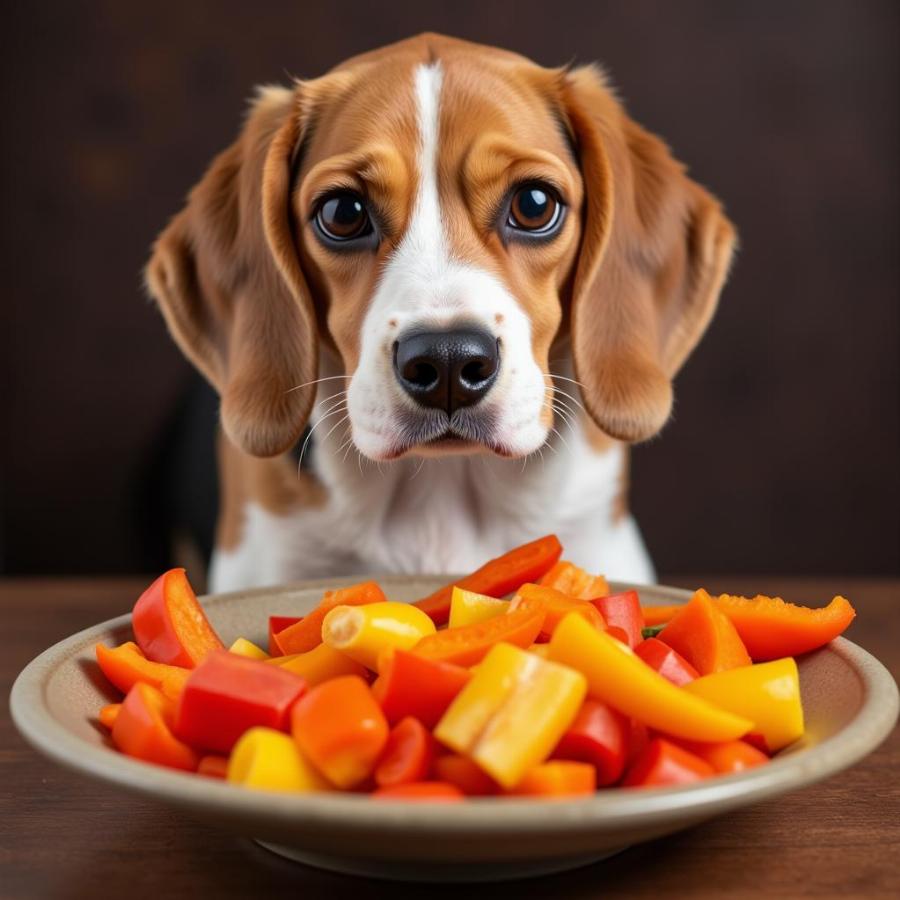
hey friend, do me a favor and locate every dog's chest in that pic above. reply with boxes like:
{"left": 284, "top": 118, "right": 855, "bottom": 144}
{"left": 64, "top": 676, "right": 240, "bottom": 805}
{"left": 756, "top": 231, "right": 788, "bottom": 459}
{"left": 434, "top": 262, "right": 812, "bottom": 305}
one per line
{"left": 209, "top": 431, "right": 654, "bottom": 592}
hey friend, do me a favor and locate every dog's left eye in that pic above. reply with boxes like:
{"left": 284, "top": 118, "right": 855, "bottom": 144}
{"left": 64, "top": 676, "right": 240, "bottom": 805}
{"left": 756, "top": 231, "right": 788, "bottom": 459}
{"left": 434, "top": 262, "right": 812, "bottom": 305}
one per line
{"left": 507, "top": 184, "right": 563, "bottom": 235}
{"left": 314, "top": 191, "right": 373, "bottom": 243}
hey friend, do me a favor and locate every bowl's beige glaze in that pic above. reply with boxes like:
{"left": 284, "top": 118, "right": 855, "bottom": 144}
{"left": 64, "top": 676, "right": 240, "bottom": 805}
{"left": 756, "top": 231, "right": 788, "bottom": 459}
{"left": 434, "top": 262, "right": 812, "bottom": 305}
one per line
{"left": 10, "top": 578, "right": 898, "bottom": 882}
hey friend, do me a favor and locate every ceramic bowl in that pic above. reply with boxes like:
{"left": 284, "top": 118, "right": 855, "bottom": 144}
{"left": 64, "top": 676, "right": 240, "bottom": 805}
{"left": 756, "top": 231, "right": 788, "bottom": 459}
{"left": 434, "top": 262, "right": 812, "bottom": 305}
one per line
{"left": 10, "top": 577, "right": 898, "bottom": 882}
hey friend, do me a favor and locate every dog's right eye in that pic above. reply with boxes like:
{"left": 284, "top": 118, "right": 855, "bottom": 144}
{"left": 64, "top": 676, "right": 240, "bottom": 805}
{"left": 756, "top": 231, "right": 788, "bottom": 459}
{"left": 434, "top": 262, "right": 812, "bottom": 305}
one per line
{"left": 314, "top": 191, "right": 373, "bottom": 243}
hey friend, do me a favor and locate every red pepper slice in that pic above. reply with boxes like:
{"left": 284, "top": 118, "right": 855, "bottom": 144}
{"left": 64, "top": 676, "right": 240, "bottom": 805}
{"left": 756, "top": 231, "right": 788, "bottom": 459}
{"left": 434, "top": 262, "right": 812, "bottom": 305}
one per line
{"left": 268, "top": 616, "right": 302, "bottom": 656}
{"left": 551, "top": 699, "right": 629, "bottom": 786}
{"left": 635, "top": 637, "right": 700, "bottom": 686}
{"left": 623, "top": 738, "right": 715, "bottom": 788}
{"left": 591, "top": 590, "right": 644, "bottom": 648}
{"left": 173, "top": 650, "right": 307, "bottom": 754}
{"left": 371, "top": 650, "right": 471, "bottom": 727}
{"left": 371, "top": 781, "right": 465, "bottom": 802}
{"left": 374, "top": 717, "right": 435, "bottom": 787}
{"left": 413, "top": 535, "right": 563, "bottom": 625}
{"left": 132, "top": 569, "right": 223, "bottom": 667}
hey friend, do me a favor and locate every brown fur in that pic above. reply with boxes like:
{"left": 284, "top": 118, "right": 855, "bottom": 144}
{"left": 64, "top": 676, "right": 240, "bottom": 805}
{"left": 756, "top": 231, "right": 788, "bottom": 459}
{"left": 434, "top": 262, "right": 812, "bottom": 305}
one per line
{"left": 146, "top": 33, "right": 735, "bottom": 532}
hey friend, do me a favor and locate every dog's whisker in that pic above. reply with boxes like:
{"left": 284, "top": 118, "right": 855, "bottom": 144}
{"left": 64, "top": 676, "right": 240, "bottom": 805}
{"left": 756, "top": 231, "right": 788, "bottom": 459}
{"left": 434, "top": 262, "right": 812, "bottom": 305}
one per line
{"left": 297, "top": 404, "right": 349, "bottom": 473}
{"left": 410, "top": 457, "right": 426, "bottom": 480}
{"left": 543, "top": 373, "right": 586, "bottom": 391}
{"left": 285, "top": 375, "right": 350, "bottom": 394}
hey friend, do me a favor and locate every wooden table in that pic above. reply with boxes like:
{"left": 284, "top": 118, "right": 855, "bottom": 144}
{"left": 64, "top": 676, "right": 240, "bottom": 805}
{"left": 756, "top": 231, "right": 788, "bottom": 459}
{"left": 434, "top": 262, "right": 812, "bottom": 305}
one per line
{"left": 2, "top": 577, "right": 897, "bottom": 899}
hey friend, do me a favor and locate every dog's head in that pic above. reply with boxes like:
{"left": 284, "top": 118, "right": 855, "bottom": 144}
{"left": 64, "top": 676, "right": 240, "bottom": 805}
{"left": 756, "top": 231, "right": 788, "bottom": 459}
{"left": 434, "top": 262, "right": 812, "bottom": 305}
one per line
{"left": 147, "top": 34, "right": 735, "bottom": 460}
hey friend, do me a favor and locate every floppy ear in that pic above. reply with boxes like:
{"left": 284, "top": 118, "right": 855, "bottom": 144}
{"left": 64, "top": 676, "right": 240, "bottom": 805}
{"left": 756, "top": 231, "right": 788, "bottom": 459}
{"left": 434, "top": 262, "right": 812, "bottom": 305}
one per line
{"left": 145, "top": 85, "right": 318, "bottom": 457}
{"left": 561, "top": 66, "right": 737, "bottom": 443}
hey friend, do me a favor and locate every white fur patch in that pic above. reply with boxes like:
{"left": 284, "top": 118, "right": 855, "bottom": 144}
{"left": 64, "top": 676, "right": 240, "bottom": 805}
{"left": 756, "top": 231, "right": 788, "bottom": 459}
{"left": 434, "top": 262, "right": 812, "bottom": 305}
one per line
{"left": 346, "top": 62, "right": 549, "bottom": 461}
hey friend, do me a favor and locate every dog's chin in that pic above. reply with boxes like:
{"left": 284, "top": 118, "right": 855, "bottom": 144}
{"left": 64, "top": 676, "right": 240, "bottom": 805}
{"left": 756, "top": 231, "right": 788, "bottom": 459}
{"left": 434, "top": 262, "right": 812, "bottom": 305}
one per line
{"left": 351, "top": 412, "right": 548, "bottom": 463}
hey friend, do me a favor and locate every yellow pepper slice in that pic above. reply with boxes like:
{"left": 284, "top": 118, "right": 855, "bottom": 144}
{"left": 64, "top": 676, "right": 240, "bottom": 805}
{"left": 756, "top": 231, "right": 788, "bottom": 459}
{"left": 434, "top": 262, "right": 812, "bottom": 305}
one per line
{"left": 448, "top": 587, "right": 509, "bottom": 629}
{"left": 228, "top": 637, "right": 269, "bottom": 661}
{"left": 434, "top": 641, "right": 586, "bottom": 789}
{"left": 548, "top": 613, "right": 753, "bottom": 742}
{"left": 684, "top": 658, "right": 804, "bottom": 751}
{"left": 265, "top": 641, "right": 367, "bottom": 685}
{"left": 322, "top": 601, "right": 436, "bottom": 670}
{"left": 227, "top": 727, "right": 329, "bottom": 792}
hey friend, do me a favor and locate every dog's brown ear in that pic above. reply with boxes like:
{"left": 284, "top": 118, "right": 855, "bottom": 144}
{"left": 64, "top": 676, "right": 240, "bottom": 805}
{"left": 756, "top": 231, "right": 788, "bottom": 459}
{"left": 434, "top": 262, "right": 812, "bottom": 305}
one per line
{"left": 145, "top": 86, "right": 317, "bottom": 457}
{"left": 561, "top": 66, "right": 736, "bottom": 443}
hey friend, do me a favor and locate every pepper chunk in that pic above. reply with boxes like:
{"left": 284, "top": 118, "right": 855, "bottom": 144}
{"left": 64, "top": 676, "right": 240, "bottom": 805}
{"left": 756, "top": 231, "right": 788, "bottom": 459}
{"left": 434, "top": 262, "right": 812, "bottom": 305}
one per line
{"left": 112, "top": 682, "right": 199, "bottom": 772}
{"left": 291, "top": 675, "right": 389, "bottom": 788}
{"left": 374, "top": 717, "right": 435, "bottom": 787}
{"left": 551, "top": 699, "right": 630, "bottom": 786}
{"left": 684, "top": 658, "right": 804, "bottom": 751}
{"left": 709, "top": 593, "right": 856, "bottom": 660}
{"left": 268, "top": 616, "right": 302, "bottom": 656}
{"left": 267, "top": 641, "right": 367, "bottom": 686}
{"left": 413, "top": 534, "right": 563, "bottom": 625}
{"left": 591, "top": 591, "right": 644, "bottom": 648}
{"left": 657, "top": 589, "right": 752, "bottom": 675}
{"left": 509, "top": 583, "right": 606, "bottom": 639}
{"left": 371, "top": 650, "right": 471, "bottom": 727}
{"left": 538, "top": 561, "right": 609, "bottom": 599}
{"left": 548, "top": 613, "right": 753, "bottom": 742}
{"left": 274, "top": 582, "right": 388, "bottom": 655}
{"left": 434, "top": 642, "right": 586, "bottom": 789}
{"left": 623, "top": 738, "right": 715, "bottom": 788}
{"left": 132, "top": 569, "right": 224, "bottom": 667}
{"left": 448, "top": 587, "right": 508, "bottom": 629}
{"left": 322, "top": 601, "right": 436, "bottom": 670}
{"left": 95, "top": 641, "right": 190, "bottom": 701}
{"left": 507, "top": 761, "right": 597, "bottom": 797}
{"left": 228, "top": 637, "right": 269, "bottom": 660}
{"left": 174, "top": 650, "right": 307, "bottom": 754}
{"left": 228, "top": 727, "right": 329, "bottom": 792}
{"left": 412, "top": 607, "right": 545, "bottom": 668}
{"left": 635, "top": 638, "right": 699, "bottom": 687}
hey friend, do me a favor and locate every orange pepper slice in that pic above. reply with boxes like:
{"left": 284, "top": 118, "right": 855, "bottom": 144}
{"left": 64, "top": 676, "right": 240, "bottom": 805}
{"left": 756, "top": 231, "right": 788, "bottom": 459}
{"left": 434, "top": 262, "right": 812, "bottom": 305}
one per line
{"left": 413, "top": 535, "right": 562, "bottom": 625}
{"left": 510, "top": 583, "right": 605, "bottom": 638}
{"left": 656, "top": 589, "right": 751, "bottom": 675}
{"left": 411, "top": 607, "right": 546, "bottom": 668}
{"left": 273, "top": 582, "right": 387, "bottom": 655}
{"left": 95, "top": 641, "right": 190, "bottom": 701}
{"left": 538, "top": 561, "right": 609, "bottom": 600}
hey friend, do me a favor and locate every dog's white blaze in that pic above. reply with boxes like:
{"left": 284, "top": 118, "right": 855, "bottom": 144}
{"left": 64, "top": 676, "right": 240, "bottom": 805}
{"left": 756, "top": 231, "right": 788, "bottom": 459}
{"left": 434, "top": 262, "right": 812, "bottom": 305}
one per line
{"left": 347, "top": 63, "right": 549, "bottom": 460}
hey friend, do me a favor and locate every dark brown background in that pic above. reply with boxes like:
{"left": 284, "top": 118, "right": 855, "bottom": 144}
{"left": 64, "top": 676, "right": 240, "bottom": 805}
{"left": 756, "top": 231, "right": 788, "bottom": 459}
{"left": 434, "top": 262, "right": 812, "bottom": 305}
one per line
{"left": 2, "top": 0, "right": 898, "bottom": 577}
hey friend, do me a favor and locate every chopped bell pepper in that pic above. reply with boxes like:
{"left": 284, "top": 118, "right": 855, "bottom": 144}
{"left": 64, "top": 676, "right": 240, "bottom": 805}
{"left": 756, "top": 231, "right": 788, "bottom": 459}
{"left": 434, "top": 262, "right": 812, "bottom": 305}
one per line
{"left": 433, "top": 754, "right": 500, "bottom": 796}
{"left": 322, "top": 601, "right": 436, "bottom": 670}
{"left": 228, "top": 637, "right": 269, "bottom": 660}
{"left": 112, "top": 682, "right": 199, "bottom": 771}
{"left": 635, "top": 637, "right": 699, "bottom": 686}
{"left": 267, "top": 641, "right": 367, "bottom": 685}
{"left": 672, "top": 738, "right": 769, "bottom": 774}
{"left": 291, "top": 675, "right": 389, "bottom": 788}
{"left": 684, "top": 658, "right": 804, "bottom": 751}
{"left": 268, "top": 615, "right": 302, "bottom": 656}
{"left": 640, "top": 604, "right": 683, "bottom": 627}
{"left": 228, "top": 727, "right": 328, "bottom": 792}
{"left": 591, "top": 590, "right": 643, "bottom": 648}
{"left": 448, "top": 587, "right": 509, "bottom": 629}
{"left": 371, "top": 649, "right": 470, "bottom": 727}
{"left": 548, "top": 613, "right": 754, "bottom": 742}
{"left": 623, "top": 737, "right": 715, "bottom": 787}
{"left": 657, "top": 589, "right": 752, "bottom": 674}
{"left": 708, "top": 593, "right": 856, "bottom": 660}
{"left": 413, "top": 534, "right": 563, "bottom": 625}
{"left": 374, "top": 717, "right": 435, "bottom": 787}
{"left": 507, "top": 760, "right": 597, "bottom": 797}
{"left": 197, "top": 754, "right": 230, "bottom": 779}
{"left": 434, "top": 642, "right": 586, "bottom": 789}
{"left": 371, "top": 781, "right": 464, "bottom": 802}
{"left": 132, "top": 568, "right": 223, "bottom": 667}
{"left": 509, "top": 583, "right": 606, "bottom": 639}
{"left": 174, "top": 650, "right": 307, "bottom": 754}
{"left": 551, "top": 699, "right": 629, "bottom": 786}
{"left": 95, "top": 641, "right": 190, "bottom": 701}
{"left": 412, "top": 606, "right": 545, "bottom": 668}
{"left": 98, "top": 703, "right": 121, "bottom": 730}
{"left": 539, "top": 560, "right": 609, "bottom": 599}
{"left": 274, "top": 582, "right": 388, "bottom": 655}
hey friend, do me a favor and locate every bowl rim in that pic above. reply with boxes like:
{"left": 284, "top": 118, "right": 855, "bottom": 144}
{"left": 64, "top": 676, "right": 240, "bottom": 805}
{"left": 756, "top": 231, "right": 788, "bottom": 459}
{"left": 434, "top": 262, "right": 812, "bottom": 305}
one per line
{"left": 9, "top": 578, "right": 899, "bottom": 834}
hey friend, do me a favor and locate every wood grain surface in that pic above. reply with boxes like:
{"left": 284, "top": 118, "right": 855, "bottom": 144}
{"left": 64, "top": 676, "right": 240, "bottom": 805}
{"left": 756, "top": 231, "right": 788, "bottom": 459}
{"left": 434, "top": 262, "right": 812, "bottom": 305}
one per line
{"left": 2, "top": 576, "right": 897, "bottom": 899}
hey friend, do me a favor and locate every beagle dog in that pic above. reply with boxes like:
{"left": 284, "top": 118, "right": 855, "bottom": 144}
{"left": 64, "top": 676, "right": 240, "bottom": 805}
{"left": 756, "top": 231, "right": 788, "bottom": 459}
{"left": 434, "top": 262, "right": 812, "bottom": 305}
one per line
{"left": 146, "top": 33, "right": 735, "bottom": 593}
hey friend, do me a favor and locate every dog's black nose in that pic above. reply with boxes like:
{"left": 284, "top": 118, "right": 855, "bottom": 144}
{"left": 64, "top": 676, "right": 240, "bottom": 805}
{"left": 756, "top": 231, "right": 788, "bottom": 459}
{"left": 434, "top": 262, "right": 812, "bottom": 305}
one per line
{"left": 393, "top": 328, "right": 500, "bottom": 413}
